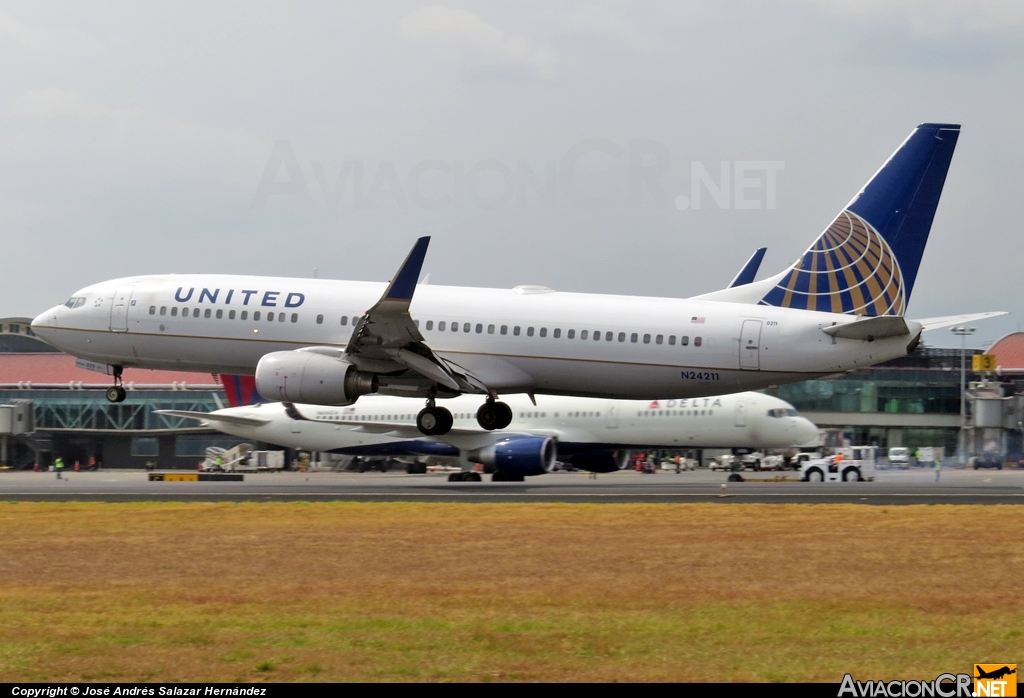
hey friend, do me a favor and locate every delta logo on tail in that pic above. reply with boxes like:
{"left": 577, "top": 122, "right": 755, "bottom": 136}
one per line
{"left": 218, "top": 374, "right": 266, "bottom": 407}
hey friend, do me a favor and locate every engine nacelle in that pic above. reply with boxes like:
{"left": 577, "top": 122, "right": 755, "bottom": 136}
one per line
{"left": 471, "top": 436, "right": 556, "bottom": 477}
{"left": 255, "top": 351, "right": 378, "bottom": 405}
{"left": 564, "top": 449, "right": 629, "bottom": 473}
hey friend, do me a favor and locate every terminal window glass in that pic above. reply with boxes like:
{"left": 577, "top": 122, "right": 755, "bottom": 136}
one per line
{"left": 567, "top": 329, "right": 575, "bottom": 339}
{"left": 513, "top": 326, "right": 521, "bottom": 336}
{"left": 216, "top": 309, "right": 223, "bottom": 319}
{"left": 438, "top": 321, "right": 446, "bottom": 331}
{"left": 229, "top": 310, "right": 236, "bottom": 320}
{"left": 527, "top": 327, "right": 534, "bottom": 337}
{"left": 149, "top": 306, "right": 156, "bottom": 315}
{"left": 160, "top": 307, "right": 166, "bottom": 316}
{"left": 241, "top": 311, "right": 248, "bottom": 320}
{"left": 341, "top": 316, "right": 348, "bottom": 325}
{"left": 171, "top": 308, "right": 178, "bottom": 317}
{"left": 291, "top": 313, "right": 298, "bottom": 323}
{"left": 695, "top": 336, "right": 702, "bottom": 347}
{"left": 204, "top": 309, "right": 211, "bottom": 318}
{"left": 253, "top": 311, "right": 260, "bottom": 321}
{"left": 130, "top": 437, "right": 159, "bottom": 457}
{"left": 426, "top": 320, "right": 433, "bottom": 330}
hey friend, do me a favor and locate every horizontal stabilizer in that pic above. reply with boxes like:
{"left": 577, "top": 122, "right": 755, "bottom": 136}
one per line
{"left": 915, "top": 311, "right": 1009, "bottom": 332}
{"left": 154, "top": 409, "right": 270, "bottom": 427}
{"left": 822, "top": 316, "right": 910, "bottom": 341}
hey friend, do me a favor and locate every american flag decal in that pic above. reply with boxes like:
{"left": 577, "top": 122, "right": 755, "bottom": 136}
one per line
{"left": 691, "top": 316, "right": 705, "bottom": 324}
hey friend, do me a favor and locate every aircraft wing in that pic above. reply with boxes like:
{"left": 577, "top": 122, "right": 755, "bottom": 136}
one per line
{"left": 343, "top": 237, "right": 489, "bottom": 394}
{"left": 281, "top": 402, "right": 482, "bottom": 436}
{"left": 914, "top": 312, "right": 1008, "bottom": 331}
{"left": 154, "top": 410, "right": 270, "bottom": 427}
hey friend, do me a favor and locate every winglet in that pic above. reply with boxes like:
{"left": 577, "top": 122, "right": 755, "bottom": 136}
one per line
{"left": 728, "top": 247, "right": 767, "bottom": 288}
{"left": 382, "top": 237, "right": 430, "bottom": 302}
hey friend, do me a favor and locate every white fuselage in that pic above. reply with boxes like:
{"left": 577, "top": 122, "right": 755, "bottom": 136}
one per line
{"left": 32, "top": 275, "right": 918, "bottom": 400}
{"left": 193, "top": 392, "right": 819, "bottom": 454}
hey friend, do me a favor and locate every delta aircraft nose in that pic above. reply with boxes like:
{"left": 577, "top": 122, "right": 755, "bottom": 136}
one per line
{"left": 793, "top": 416, "right": 820, "bottom": 446}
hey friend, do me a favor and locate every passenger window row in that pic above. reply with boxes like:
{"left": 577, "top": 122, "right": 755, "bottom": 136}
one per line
{"left": 421, "top": 320, "right": 702, "bottom": 347}
{"left": 637, "top": 409, "right": 713, "bottom": 417}
{"left": 150, "top": 306, "right": 299, "bottom": 323}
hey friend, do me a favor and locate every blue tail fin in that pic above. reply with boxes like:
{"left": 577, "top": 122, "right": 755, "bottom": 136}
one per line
{"left": 760, "top": 123, "right": 960, "bottom": 316}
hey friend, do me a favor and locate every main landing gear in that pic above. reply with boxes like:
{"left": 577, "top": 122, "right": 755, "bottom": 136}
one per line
{"left": 417, "top": 399, "right": 453, "bottom": 436}
{"left": 415, "top": 396, "right": 514, "bottom": 436}
{"left": 476, "top": 398, "right": 512, "bottom": 430}
{"left": 104, "top": 366, "right": 126, "bottom": 403}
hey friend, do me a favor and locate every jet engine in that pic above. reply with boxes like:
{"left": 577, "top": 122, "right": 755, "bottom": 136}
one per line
{"left": 471, "top": 436, "right": 556, "bottom": 477}
{"left": 564, "top": 449, "right": 629, "bottom": 473}
{"left": 255, "top": 350, "right": 378, "bottom": 405}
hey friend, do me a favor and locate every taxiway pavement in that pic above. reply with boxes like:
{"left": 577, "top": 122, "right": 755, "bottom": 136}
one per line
{"left": 1, "top": 468, "right": 1023, "bottom": 504}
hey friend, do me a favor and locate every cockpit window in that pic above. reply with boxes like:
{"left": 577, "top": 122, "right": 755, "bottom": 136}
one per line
{"left": 65, "top": 297, "right": 86, "bottom": 309}
{"left": 767, "top": 408, "right": 800, "bottom": 418}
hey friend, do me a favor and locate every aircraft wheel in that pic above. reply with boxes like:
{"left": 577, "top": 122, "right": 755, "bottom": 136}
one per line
{"left": 493, "top": 401, "right": 513, "bottom": 429}
{"left": 417, "top": 406, "right": 453, "bottom": 436}
{"left": 105, "top": 386, "right": 126, "bottom": 403}
{"left": 476, "top": 402, "right": 499, "bottom": 430}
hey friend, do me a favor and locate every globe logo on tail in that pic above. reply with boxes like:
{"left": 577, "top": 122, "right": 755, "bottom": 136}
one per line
{"left": 761, "top": 210, "right": 905, "bottom": 316}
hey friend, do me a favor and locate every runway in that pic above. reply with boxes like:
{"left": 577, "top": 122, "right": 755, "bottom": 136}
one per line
{"left": 2, "top": 468, "right": 1024, "bottom": 504}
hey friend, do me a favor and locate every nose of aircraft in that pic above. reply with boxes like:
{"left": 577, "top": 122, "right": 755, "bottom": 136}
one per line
{"left": 792, "top": 415, "right": 820, "bottom": 446}
{"left": 31, "top": 305, "right": 63, "bottom": 339}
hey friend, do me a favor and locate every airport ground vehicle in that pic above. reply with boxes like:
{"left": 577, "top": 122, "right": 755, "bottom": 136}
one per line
{"left": 800, "top": 446, "right": 876, "bottom": 482}
{"left": 888, "top": 446, "right": 911, "bottom": 467}
{"left": 200, "top": 444, "right": 285, "bottom": 472}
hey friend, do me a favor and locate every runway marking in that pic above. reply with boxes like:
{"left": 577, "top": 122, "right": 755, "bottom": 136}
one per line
{"left": 4, "top": 490, "right": 1024, "bottom": 499}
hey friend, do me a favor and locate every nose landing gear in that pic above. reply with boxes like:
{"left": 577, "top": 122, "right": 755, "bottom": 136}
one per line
{"left": 476, "top": 399, "right": 512, "bottom": 430}
{"left": 104, "top": 366, "right": 126, "bottom": 403}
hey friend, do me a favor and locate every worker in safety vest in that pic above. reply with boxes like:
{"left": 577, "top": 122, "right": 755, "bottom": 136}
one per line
{"left": 54, "top": 457, "right": 65, "bottom": 480}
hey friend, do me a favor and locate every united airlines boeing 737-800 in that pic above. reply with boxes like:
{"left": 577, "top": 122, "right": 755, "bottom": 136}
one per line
{"left": 159, "top": 391, "right": 818, "bottom": 481}
{"left": 32, "top": 124, "right": 1002, "bottom": 436}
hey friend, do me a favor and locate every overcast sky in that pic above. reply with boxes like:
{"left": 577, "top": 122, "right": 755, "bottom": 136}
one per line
{"left": 3, "top": 1, "right": 1023, "bottom": 348}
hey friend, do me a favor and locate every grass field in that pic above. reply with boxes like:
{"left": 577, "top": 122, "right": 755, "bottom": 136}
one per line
{"left": 0, "top": 502, "right": 1021, "bottom": 682}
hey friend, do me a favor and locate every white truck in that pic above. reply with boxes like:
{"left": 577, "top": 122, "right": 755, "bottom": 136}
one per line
{"left": 887, "top": 446, "right": 911, "bottom": 468}
{"left": 801, "top": 446, "right": 876, "bottom": 483}
{"left": 201, "top": 444, "right": 286, "bottom": 472}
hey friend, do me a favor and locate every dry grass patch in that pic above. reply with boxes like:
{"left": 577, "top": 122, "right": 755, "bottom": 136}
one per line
{"left": 0, "top": 502, "right": 1021, "bottom": 681}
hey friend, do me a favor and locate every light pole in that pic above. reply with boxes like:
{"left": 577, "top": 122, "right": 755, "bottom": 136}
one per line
{"left": 951, "top": 326, "right": 976, "bottom": 463}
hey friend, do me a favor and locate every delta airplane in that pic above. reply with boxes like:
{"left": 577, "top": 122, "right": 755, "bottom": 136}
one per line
{"left": 33, "top": 124, "right": 1003, "bottom": 437}
{"left": 159, "top": 391, "right": 819, "bottom": 481}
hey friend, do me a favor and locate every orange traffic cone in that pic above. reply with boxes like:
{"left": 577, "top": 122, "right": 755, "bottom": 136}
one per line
{"left": 74, "top": 461, "right": 81, "bottom": 472}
